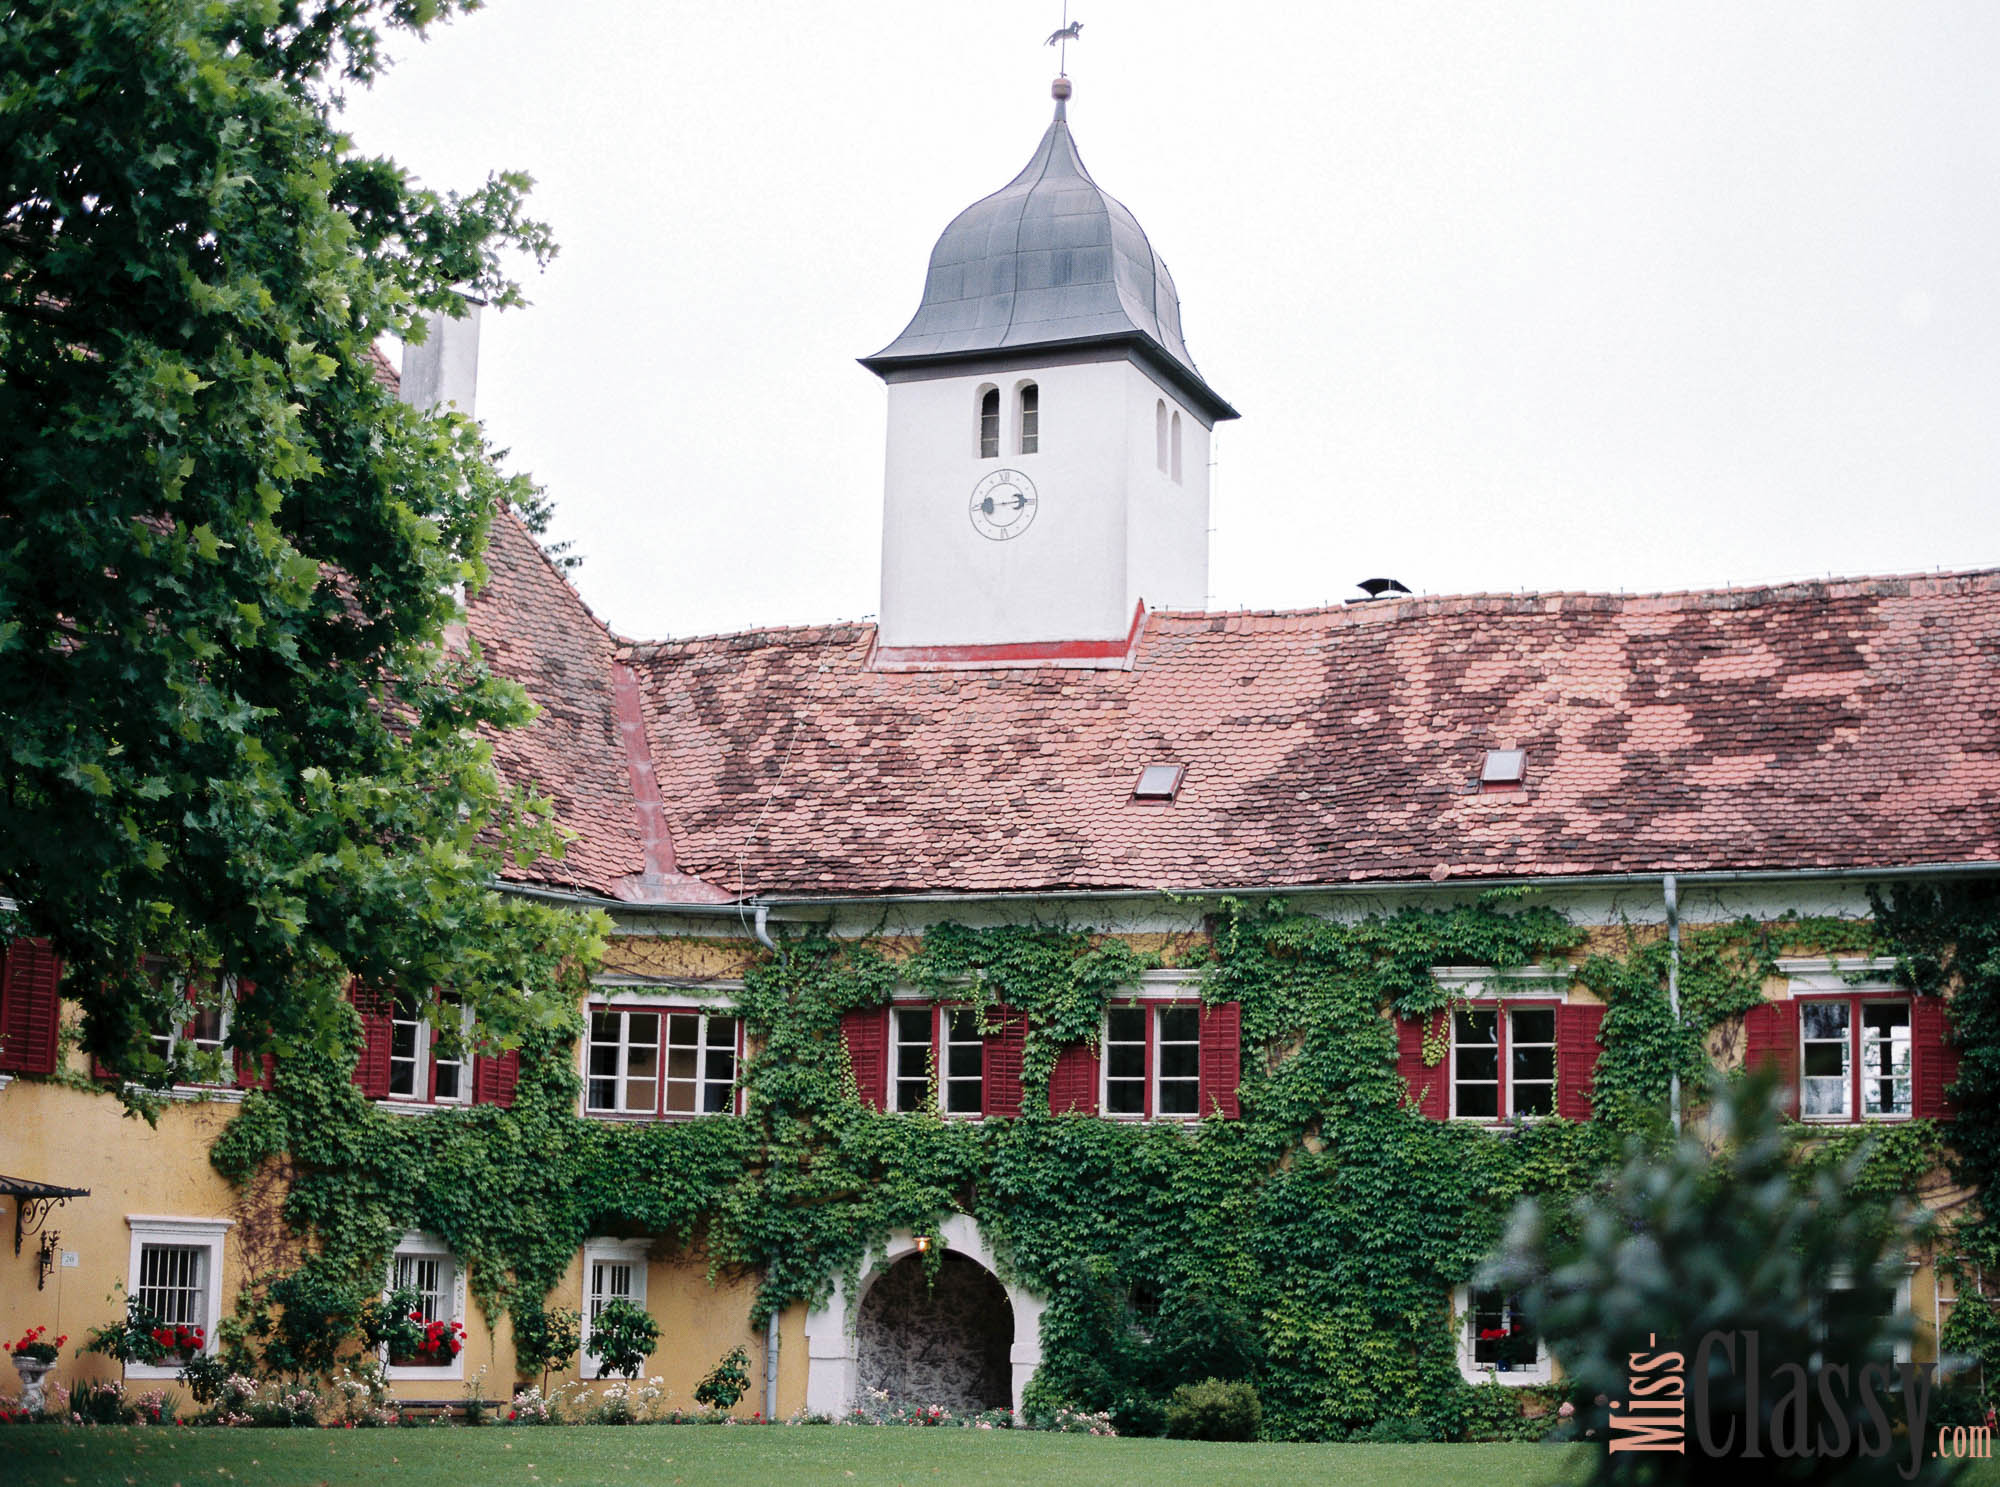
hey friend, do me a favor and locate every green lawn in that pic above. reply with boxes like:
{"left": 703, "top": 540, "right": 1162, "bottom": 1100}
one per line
{"left": 0, "top": 1426, "right": 1600, "bottom": 1487}
{"left": 4, "top": 1427, "right": 1997, "bottom": 1487}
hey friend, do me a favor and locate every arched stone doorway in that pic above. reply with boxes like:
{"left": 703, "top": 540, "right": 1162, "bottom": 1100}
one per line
{"left": 856, "top": 1251, "right": 1012, "bottom": 1412}
{"left": 802, "top": 1214, "right": 1046, "bottom": 1416}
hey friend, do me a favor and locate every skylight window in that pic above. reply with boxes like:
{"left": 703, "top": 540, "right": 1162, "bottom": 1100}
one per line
{"left": 1480, "top": 750, "right": 1527, "bottom": 791}
{"left": 1133, "top": 764, "right": 1186, "bottom": 802}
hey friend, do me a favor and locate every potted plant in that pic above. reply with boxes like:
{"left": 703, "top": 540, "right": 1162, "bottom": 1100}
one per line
{"left": 364, "top": 1287, "right": 464, "bottom": 1368}
{"left": 5, "top": 1326, "right": 67, "bottom": 1411}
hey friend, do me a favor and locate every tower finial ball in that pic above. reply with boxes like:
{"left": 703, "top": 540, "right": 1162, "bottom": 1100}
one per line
{"left": 1052, "top": 76, "right": 1072, "bottom": 101}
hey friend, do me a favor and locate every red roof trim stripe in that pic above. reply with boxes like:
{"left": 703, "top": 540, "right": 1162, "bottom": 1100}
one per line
{"left": 869, "top": 601, "right": 1146, "bottom": 671}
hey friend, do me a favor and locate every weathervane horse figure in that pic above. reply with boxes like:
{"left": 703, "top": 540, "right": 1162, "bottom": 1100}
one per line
{"left": 1045, "top": 21, "right": 1083, "bottom": 47}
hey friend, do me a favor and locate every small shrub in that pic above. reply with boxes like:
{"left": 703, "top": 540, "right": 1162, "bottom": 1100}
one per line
{"left": 1164, "top": 1377, "right": 1262, "bottom": 1442}
{"left": 69, "top": 1379, "right": 136, "bottom": 1426}
{"left": 693, "top": 1345, "right": 751, "bottom": 1410}
{"left": 583, "top": 1300, "right": 658, "bottom": 1381}
{"left": 179, "top": 1352, "right": 229, "bottom": 1406}
{"left": 511, "top": 1304, "right": 581, "bottom": 1393}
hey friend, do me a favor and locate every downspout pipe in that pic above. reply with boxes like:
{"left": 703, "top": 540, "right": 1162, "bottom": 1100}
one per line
{"left": 1664, "top": 873, "right": 1681, "bottom": 1133}
{"left": 753, "top": 903, "right": 777, "bottom": 952}
{"left": 765, "top": 1306, "right": 780, "bottom": 1421}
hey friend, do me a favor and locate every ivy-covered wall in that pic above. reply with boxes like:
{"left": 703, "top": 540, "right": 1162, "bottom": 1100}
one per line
{"left": 203, "top": 886, "right": 1994, "bottom": 1440}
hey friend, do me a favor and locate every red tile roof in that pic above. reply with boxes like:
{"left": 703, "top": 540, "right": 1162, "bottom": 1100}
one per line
{"left": 469, "top": 510, "right": 648, "bottom": 898}
{"left": 595, "top": 570, "right": 2000, "bottom": 898}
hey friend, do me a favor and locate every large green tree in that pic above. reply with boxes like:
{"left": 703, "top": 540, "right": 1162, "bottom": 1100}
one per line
{"left": 0, "top": 0, "right": 601, "bottom": 1088}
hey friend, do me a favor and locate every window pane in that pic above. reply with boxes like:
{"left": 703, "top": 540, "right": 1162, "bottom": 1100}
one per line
{"left": 1107, "top": 1006, "right": 1144, "bottom": 1041}
{"left": 1512, "top": 1081, "right": 1555, "bottom": 1117}
{"left": 1457, "top": 1082, "right": 1500, "bottom": 1119}
{"left": 1862, "top": 1003, "right": 1911, "bottom": 1118}
{"left": 1454, "top": 1009, "right": 1497, "bottom": 1046}
{"left": 1800, "top": 1001, "right": 1850, "bottom": 1040}
{"left": 705, "top": 1046, "right": 735, "bottom": 1083}
{"left": 1512, "top": 1046, "right": 1555, "bottom": 1083}
{"left": 1105, "top": 1079, "right": 1145, "bottom": 1115}
{"left": 1106, "top": 1044, "right": 1144, "bottom": 1080}
{"left": 1158, "top": 1080, "right": 1198, "bottom": 1116}
{"left": 1455, "top": 1045, "right": 1499, "bottom": 1082}
{"left": 1158, "top": 1007, "right": 1198, "bottom": 1043}
{"left": 667, "top": 1014, "right": 699, "bottom": 1047}
{"left": 1509, "top": 1009, "right": 1554, "bottom": 1045}
{"left": 665, "top": 1077, "right": 695, "bottom": 1113}
{"left": 666, "top": 1047, "right": 698, "bottom": 1081}
{"left": 1159, "top": 1043, "right": 1199, "bottom": 1080}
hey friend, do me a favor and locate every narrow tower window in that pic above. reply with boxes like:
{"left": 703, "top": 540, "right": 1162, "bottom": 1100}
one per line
{"left": 1170, "top": 410, "right": 1183, "bottom": 483}
{"left": 1018, "top": 383, "right": 1039, "bottom": 455}
{"left": 978, "top": 388, "right": 1000, "bottom": 459}
{"left": 1155, "top": 400, "right": 1169, "bottom": 472}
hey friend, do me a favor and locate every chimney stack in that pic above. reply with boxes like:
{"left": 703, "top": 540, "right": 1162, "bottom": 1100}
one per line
{"left": 400, "top": 297, "right": 483, "bottom": 416}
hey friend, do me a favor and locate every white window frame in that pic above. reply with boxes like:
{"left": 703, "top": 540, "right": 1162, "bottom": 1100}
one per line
{"left": 1777, "top": 958, "right": 1913, "bottom": 1125}
{"left": 145, "top": 975, "right": 242, "bottom": 1097}
{"left": 1823, "top": 1262, "right": 1915, "bottom": 1365}
{"left": 383, "top": 992, "right": 473, "bottom": 1106}
{"left": 889, "top": 1001, "right": 935, "bottom": 1113}
{"left": 939, "top": 1006, "right": 985, "bottom": 1117}
{"left": 580, "top": 1237, "right": 651, "bottom": 1379}
{"left": 1433, "top": 967, "right": 1572, "bottom": 1124}
{"left": 1454, "top": 1283, "right": 1552, "bottom": 1385}
{"left": 581, "top": 985, "right": 744, "bottom": 1120}
{"left": 383, "top": 1230, "right": 467, "bottom": 1382}
{"left": 123, "top": 1216, "right": 232, "bottom": 1381}
{"left": 1099, "top": 971, "right": 1210, "bottom": 1123}
{"left": 1016, "top": 379, "right": 1039, "bottom": 456}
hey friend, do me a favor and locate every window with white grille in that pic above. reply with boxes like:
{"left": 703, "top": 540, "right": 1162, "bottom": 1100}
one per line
{"left": 581, "top": 1239, "right": 650, "bottom": 1378}
{"left": 137, "top": 1244, "right": 207, "bottom": 1328}
{"left": 384, "top": 1232, "right": 464, "bottom": 1380}
{"left": 586, "top": 1006, "right": 738, "bottom": 1118}
{"left": 123, "top": 1217, "right": 229, "bottom": 1380}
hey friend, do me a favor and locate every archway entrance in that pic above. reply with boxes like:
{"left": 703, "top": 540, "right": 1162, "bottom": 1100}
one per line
{"left": 855, "top": 1250, "right": 1013, "bottom": 1412}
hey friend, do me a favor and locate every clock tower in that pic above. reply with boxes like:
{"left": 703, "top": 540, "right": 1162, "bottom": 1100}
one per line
{"left": 862, "top": 78, "right": 1237, "bottom": 666}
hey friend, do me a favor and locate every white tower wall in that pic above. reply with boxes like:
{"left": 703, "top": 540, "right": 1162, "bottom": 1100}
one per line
{"left": 878, "top": 355, "right": 1211, "bottom": 653}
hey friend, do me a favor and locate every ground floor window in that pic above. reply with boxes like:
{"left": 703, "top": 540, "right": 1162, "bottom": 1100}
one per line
{"left": 581, "top": 1239, "right": 650, "bottom": 1378}
{"left": 384, "top": 1232, "right": 465, "bottom": 1380}
{"left": 1456, "top": 1285, "right": 1550, "bottom": 1384}
{"left": 123, "top": 1217, "right": 231, "bottom": 1381}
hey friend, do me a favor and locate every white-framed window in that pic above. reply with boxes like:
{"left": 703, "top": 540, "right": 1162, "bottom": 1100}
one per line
{"left": 384, "top": 1231, "right": 466, "bottom": 1382}
{"left": 1450, "top": 1004, "right": 1558, "bottom": 1120}
{"left": 1155, "top": 399, "right": 1169, "bottom": 472}
{"left": 1017, "top": 381, "right": 1039, "bottom": 455}
{"left": 580, "top": 1238, "right": 650, "bottom": 1379}
{"left": 584, "top": 998, "right": 741, "bottom": 1119}
{"left": 149, "top": 975, "right": 235, "bottom": 1086}
{"left": 1455, "top": 1284, "right": 1551, "bottom": 1385}
{"left": 1170, "top": 409, "right": 1183, "bottom": 483}
{"left": 888, "top": 1004, "right": 983, "bottom": 1115}
{"left": 1797, "top": 996, "right": 1912, "bottom": 1122}
{"left": 977, "top": 386, "right": 1000, "bottom": 460}
{"left": 386, "top": 990, "right": 472, "bottom": 1105}
{"left": 1823, "top": 1263, "right": 1915, "bottom": 1365}
{"left": 123, "top": 1216, "right": 231, "bottom": 1381}
{"left": 1101, "top": 1001, "right": 1203, "bottom": 1120}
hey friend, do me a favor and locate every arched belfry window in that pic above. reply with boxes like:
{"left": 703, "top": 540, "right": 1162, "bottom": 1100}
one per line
{"left": 1018, "top": 383, "right": 1039, "bottom": 455}
{"left": 1155, "top": 400, "right": 1169, "bottom": 473}
{"left": 978, "top": 388, "right": 1000, "bottom": 460}
{"left": 1170, "top": 411, "right": 1183, "bottom": 483}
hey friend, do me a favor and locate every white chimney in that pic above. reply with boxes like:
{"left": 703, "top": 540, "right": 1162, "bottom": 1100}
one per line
{"left": 401, "top": 298, "right": 482, "bottom": 416}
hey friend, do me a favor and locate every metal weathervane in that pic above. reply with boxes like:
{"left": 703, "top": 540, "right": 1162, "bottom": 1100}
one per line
{"left": 1045, "top": 7, "right": 1082, "bottom": 74}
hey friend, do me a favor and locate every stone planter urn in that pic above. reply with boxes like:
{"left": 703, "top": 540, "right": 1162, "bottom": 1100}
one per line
{"left": 12, "top": 1355, "right": 54, "bottom": 1414}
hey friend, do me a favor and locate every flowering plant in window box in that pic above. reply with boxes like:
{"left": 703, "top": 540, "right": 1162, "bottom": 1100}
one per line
{"left": 83, "top": 1297, "right": 193, "bottom": 1365}
{"left": 5, "top": 1326, "right": 66, "bottom": 1364}
{"left": 1475, "top": 1324, "right": 1538, "bottom": 1371}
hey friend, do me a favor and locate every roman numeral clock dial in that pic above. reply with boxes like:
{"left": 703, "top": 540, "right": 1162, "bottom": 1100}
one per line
{"left": 969, "top": 469, "right": 1038, "bottom": 541}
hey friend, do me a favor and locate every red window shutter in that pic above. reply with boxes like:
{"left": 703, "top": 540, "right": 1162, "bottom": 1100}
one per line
{"left": 982, "top": 1006, "right": 1027, "bottom": 1118}
{"left": 1396, "top": 1011, "right": 1449, "bottom": 1119}
{"left": 0, "top": 938, "right": 62, "bottom": 1076}
{"left": 474, "top": 1051, "right": 520, "bottom": 1108}
{"left": 841, "top": 1006, "right": 887, "bottom": 1111}
{"left": 350, "top": 982, "right": 394, "bottom": 1099}
{"left": 1198, "top": 1002, "right": 1242, "bottom": 1118}
{"left": 231, "top": 980, "right": 273, "bottom": 1090}
{"left": 1556, "top": 1003, "right": 1607, "bottom": 1120}
{"left": 1912, "top": 996, "right": 1959, "bottom": 1118}
{"left": 1742, "top": 999, "right": 1800, "bottom": 1117}
{"left": 1049, "top": 1041, "right": 1099, "bottom": 1115}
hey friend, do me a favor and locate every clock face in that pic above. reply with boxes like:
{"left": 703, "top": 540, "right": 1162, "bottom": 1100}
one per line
{"left": 969, "top": 469, "right": 1039, "bottom": 541}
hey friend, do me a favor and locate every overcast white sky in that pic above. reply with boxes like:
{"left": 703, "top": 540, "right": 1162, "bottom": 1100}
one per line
{"left": 341, "top": 2, "right": 1999, "bottom": 641}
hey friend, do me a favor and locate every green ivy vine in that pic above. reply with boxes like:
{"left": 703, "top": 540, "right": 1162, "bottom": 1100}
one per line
{"left": 198, "top": 888, "right": 1993, "bottom": 1437}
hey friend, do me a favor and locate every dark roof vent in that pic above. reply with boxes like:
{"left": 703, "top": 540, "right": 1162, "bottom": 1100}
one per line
{"left": 1133, "top": 764, "right": 1186, "bottom": 802}
{"left": 1480, "top": 749, "right": 1527, "bottom": 792}
{"left": 1349, "top": 578, "right": 1412, "bottom": 603}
